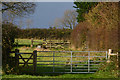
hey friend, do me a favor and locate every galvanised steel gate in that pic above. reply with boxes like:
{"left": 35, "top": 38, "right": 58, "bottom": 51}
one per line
{"left": 36, "top": 51, "right": 107, "bottom": 73}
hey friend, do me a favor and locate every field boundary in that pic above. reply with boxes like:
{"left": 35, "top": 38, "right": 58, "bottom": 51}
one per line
{"left": 14, "top": 49, "right": 109, "bottom": 74}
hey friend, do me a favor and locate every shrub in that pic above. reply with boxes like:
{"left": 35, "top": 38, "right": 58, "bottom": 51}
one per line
{"left": 71, "top": 21, "right": 89, "bottom": 50}
{"left": 71, "top": 2, "right": 119, "bottom": 51}
{"left": 85, "top": 2, "right": 119, "bottom": 51}
{"left": 2, "top": 22, "right": 19, "bottom": 74}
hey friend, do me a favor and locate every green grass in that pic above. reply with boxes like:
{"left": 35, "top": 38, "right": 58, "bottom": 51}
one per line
{"left": 2, "top": 71, "right": 118, "bottom": 78}
{"left": 2, "top": 63, "right": 118, "bottom": 78}
{"left": 14, "top": 38, "right": 71, "bottom": 51}
{"left": 15, "top": 38, "right": 44, "bottom": 45}
{"left": 15, "top": 39, "right": 69, "bottom": 45}
{"left": 2, "top": 74, "right": 94, "bottom": 78}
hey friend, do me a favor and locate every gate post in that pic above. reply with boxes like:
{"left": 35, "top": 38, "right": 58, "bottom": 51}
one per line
{"left": 88, "top": 51, "right": 90, "bottom": 73}
{"left": 108, "top": 49, "right": 112, "bottom": 62}
{"left": 117, "top": 51, "right": 120, "bottom": 77}
{"left": 31, "top": 38, "right": 33, "bottom": 47}
{"left": 70, "top": 51, "right": 72, "bottom": 73}
{"left": 15, "top": 49, "right": 19, "bottom": 67}
{"left": 106, "top": 51, "right": 108, "bottom": 60}
{"left": 33, "top": 50, "right": 37, "bottom": 74}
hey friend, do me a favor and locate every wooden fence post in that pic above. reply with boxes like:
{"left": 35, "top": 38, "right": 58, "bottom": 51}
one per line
{"left": 15, "top": 49, "right": 19, "bottom": 67}
{"left": 33, "top": 50, "right": 37, "bottom": 74}
{"left": 117, "top": 51, "right": 120, "bottom": 77}
{"left": 31, "top": 38, "right": 33, "bottom": 47}
{"left": 108, "top": 49, "right": 112, "bottom": 60}
{"left": 50, "top": 40, "right": 51, "bottom": 49}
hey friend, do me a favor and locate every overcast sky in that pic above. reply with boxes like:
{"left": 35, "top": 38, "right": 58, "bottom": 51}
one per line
{"left": 14, "top": 2, "right": 76, "bottom": 29}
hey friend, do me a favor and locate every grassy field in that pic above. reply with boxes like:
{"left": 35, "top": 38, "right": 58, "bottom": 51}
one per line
{"left": 2, "top": 38, "right": 118, "bottom": 78}
{"left": 14, "top": 38, "right": 71, "bottom": 51}
{"left": 15, "top": 38, "right": 44, "bottom": 46}
{"left": 15, "top": 38, "right": 70, "bottom": 46}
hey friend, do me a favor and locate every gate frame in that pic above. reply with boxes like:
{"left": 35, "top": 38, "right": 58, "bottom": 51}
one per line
{"left": 15, "top": 49, "right": 109, "bottom": 74}
{"left": 36, "top": 50, "right": 108, "bottom": 74}
{"left": 14, "top": 49, "right": 119, "bottom": 74}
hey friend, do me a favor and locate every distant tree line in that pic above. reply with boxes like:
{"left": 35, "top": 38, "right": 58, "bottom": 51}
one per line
{"left": 17, "top": 28, "right": 72, "bottom": 40}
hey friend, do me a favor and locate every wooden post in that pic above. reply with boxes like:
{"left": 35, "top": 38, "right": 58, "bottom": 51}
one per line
{"left": 31, "top": 38, "right": 33, "bottom": 47}
{"left": 70, "top": 51, "right": 72, "bottom": 73}
{"left": 108, "top": 49, "right": 112, "bottom": 60}
{"left": 88, "top": 51, "right": 90, "bottom": 73}
{"left": 118, "top": 51, "right": 120, "bottom": 75}
{"left": 53, "top": 52, "right": 55, "bottom": 72}
{"left": 15, "top": 49, "right": 19, "bottom": 67}
{"left": 50, "top": 40, "right": 51, "bottom": 49}
{"left": 33, "top": 50, "right": 37, "bottom": 74}
{"left": 117, "top": 52, "right": 119, "bottom": 72}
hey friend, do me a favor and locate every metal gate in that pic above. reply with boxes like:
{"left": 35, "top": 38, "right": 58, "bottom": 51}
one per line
{"left": 36, "top": 51, "right": 107, "bottom": 73}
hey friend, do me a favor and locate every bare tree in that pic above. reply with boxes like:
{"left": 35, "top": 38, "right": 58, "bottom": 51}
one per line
{"left": 2, "top": 2, "right": 36, "bottom": 22}
{"left": 26, "top": 19, "right": 32, "bottom": 29}
{"left": 2, "top": 2, "right": 35, "bottom": 15}
{"left": 19, "top": 18, "right": 23, "bottom": 28}
{"left": 54, "top": 10, "right": 78, "bottom": 29}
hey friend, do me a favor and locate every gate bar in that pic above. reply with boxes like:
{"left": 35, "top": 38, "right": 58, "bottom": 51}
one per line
{"left": 37, "top": 63, "right": 101, "bottom": 65}
{"left": 88, "top": 51, "right": 90, "bottom": 73}
{"left": 38, "top": 72, "right": 95, "bottom": 73}
{"left": 71, "top": 51, "right": 72, "bottom": 72}
{"left": 37, "top": 56, "right": 106, "bottom": 57}
{"left": 106, "top": 51, "right": 108, "bottom": 59}
{"left": 37, "top": 51, "right": 107, "bottom": 52}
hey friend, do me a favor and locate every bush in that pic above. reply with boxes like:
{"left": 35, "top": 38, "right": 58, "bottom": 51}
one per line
{"left": 71, "top": 2, "right": 119, "bottom": 51}
{"left": 95, "top": 60, "right": 118, "bottom": 78}
{"left": 2, "top": 22, "right": 19, "bottom": 74}
{"left": 71, "top": 21, "right": 89, "bottom": 50}
{"left": 84, "top": 2, "right": 119, "bottom": 51}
